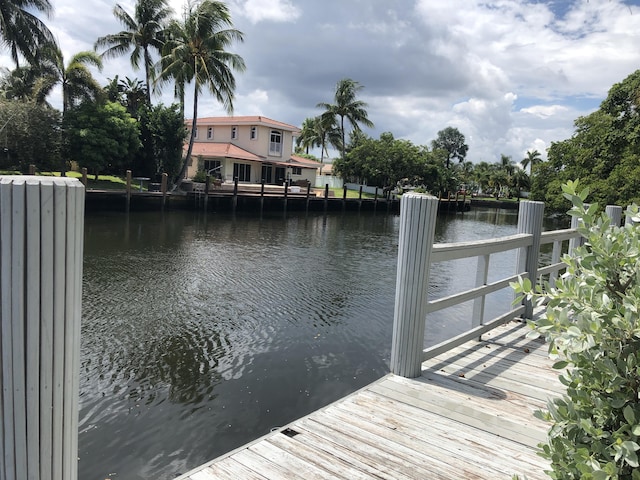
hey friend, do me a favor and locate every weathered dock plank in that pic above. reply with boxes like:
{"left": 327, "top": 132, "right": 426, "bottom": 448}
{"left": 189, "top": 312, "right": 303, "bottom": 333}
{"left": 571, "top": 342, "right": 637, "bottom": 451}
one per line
{"left": 174, "top": 320, "right": 560, "bottom": 479}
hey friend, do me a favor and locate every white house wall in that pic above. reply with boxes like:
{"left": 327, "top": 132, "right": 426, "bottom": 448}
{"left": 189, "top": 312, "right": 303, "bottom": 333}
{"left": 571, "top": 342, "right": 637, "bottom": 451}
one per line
{"left": 186, "top": 121, "right": 304, "bottom": 183}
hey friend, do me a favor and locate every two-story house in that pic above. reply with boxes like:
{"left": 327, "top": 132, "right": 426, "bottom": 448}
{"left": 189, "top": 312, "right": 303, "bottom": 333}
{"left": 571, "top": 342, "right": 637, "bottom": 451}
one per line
{"left": 185, "top": 116, "right": 320, "bottom": 186}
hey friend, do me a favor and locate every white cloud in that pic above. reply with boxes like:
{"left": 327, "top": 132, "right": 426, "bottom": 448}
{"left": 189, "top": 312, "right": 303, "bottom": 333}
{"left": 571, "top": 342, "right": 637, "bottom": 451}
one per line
{"left": 231, "top": 0, "right": 301, "bottom": 24}
{"left": 520, "top": 105, "right": 569, "bottom": 119}
{"left": 4, "top": 0, "right": 640, "bottom": 165}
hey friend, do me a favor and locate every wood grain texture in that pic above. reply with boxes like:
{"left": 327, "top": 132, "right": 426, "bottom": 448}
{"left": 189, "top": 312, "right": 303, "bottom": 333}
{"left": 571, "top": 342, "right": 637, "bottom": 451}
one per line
{"left": 177, "top": 320, "right": 560, "bottom": 480}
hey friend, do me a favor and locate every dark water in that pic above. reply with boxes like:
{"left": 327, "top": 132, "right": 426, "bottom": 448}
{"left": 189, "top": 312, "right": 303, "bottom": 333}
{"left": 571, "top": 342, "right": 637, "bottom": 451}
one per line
{"left": 78, "top": 207, "right": 542, "bottom": 480}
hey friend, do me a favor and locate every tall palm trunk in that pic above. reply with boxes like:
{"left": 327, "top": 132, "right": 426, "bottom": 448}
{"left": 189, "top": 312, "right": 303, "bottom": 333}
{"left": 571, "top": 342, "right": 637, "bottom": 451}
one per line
{"left": 340, "top": 115, "right": 345, "bottom": 159}
{"left": 176, "top": 82, "right": 198, "bottom": 185}
{"left": 144, "top": 47, "right": 152, "bottom": 106}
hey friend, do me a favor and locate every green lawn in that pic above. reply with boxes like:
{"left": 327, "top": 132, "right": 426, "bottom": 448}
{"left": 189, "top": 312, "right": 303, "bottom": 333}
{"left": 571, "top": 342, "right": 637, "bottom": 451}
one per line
{"left": 0, "top": 172, "right": 383, "bottom": 198}
{"left": 472, "top": 195, "right": 521, "bottom": 203}
{"left": 1, "top": 171, "right": 148, "bottom": 191}
{"left": 324, "top": 187, "right": 377, "bottom": 199}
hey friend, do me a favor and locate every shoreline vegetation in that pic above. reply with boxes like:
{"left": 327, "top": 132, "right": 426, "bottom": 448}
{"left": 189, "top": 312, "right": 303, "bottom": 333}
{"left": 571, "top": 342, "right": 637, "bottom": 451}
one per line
{"left": 0, "top": 170, "right": 521, "bottom": 204}
{"left": 0, "top": 170, "right": 382, "bottom": 199}
{"left": 0, "top": 171, "right": 522, "bottom": 215}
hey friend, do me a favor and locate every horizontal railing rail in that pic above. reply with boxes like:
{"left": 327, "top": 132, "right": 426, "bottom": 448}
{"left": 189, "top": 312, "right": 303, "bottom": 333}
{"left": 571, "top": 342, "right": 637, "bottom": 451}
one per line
{"left": 423, "top": 233, "right": 533, "bottom": 360}
{"left": 390, "top": 198, "right": 623, "bottom": 378}
{"left": 427, "top": 234, "right": 532, "bottom": 314}
{"left": 538, "top": 228, "right": 579, "bottom": 287}
{"left": 422, "top": 228, "right": 587, "bottom": 360}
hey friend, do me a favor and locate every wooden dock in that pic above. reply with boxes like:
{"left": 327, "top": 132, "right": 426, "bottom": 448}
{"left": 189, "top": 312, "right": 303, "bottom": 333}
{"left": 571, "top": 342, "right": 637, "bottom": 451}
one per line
{"left": 176, "top": 320, "right": 562, "bottom": 479}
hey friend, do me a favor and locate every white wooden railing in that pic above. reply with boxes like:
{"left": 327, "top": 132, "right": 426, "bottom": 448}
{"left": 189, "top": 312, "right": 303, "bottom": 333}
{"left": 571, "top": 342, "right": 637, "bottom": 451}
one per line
{"left": 390, "top": 195, "right": 623, "bottom": 378}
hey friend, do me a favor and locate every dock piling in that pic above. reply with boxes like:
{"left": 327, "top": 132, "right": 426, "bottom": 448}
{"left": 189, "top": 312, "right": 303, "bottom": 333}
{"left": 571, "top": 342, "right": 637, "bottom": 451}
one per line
{"left": 390, "top": 193, "right": 439, "bottom": 378}
{"left": 324, "top": 184, "right": 329, "bottom": 213}
{"left": 374, "top": 187, "right": 378, "bottom": 213}
{"left": 232, "top": 178, "right": 238, "bottom": 214}
{"left": 283, "top": 180, "right": 288, "bottom": 215}
{"left": 161, "top": 173, "right": 168, "bottom": 209}
{"left": 204, "top": 175, "right": 210, "bottom": 211}
{"left": 125, "top": 170, "right": 132, "bottom": 212}
{"left": 0, "top": 176, "right": 84, "bottom": 480}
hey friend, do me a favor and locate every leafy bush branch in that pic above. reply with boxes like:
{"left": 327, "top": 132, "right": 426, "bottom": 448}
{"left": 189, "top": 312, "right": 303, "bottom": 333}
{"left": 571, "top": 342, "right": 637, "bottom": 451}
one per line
{"left": 513, "top": 180, "right": 640, "bottom": 480}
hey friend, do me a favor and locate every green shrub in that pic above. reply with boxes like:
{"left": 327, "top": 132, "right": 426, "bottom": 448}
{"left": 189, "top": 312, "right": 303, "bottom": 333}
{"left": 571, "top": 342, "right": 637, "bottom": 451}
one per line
{"left": 513, "top": 180, "right": 640, "bottom": 480}
{"left": 192, "top": 170, "right": 207, "bottom": 183}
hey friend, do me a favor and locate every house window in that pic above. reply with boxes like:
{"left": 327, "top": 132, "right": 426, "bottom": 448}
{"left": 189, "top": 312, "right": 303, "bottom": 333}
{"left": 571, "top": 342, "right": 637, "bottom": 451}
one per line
{"left": 207, "top": 127, "right": 213, "bottom": 139}
{"left": 204, "top": 159, "right": 221, "bottom": 177}
{"left": 250, "top": 126, "right": 257, "bottom": 140}
{"left": 269, "top": 130, "right": 282, "bottom": 156}
{"left": 233, "top": 163, "right": 251, "bottom": 182}
{"left": 231, "top": 126, "right": 238, "bottom": 139}
{"left": 193, "top": 127, "right": 198, "bottom": 139}
{"left": 292, "top": 167, "right": 302, "bottom": 175}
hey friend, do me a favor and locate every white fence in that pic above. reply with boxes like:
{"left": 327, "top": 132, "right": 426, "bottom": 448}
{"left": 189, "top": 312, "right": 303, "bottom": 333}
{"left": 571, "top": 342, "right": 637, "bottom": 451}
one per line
{"left": 389, "top": 195, "right": 620, "bottom": 378}
{"left": 315, "top": 175, "right": 343, "bottom": 189}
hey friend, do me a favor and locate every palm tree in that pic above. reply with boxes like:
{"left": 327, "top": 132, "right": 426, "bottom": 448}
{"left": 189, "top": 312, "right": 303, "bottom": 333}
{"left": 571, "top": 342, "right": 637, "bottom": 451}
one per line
{"left": 2, "top": 48, "right": 103, "bottom": 112}
{"left": 296, "top": 115, "right": 341, "bottom": 164}
{"left": 37, "top": 48, "right": 104, "bottom": 113}
{"left": 511, "top": 168, "right": 530, "bottom": 200}
{"left": 0, "top": 65, "right": 42, "bottom": 102}
{"left": 0, "top": 0, "right": 56, "bottom": 67}
{"left": 317, "top": 78, "right": 374, "bottom": 160}
{"left": 95, "top": 0, "right": 172, "bottom": 106}
{"left": 499, "top": 154, "right": 516, "bottom": 197}
{"left": 296, "top": 117, "right": 320, "bottom": 155}
{"left": 521, "top": 149, "right": 542, "bottom": 175}
{"left": 159, "top": 0, "right": 245, "bottom": 183}
{"left": 315, "top": 115, "right": 342, "bottom": 164}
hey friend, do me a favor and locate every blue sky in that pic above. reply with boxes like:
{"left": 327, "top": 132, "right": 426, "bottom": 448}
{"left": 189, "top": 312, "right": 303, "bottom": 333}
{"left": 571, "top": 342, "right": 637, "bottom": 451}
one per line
{"left": 4, "top": 0, "right": 640, "bottom": 164}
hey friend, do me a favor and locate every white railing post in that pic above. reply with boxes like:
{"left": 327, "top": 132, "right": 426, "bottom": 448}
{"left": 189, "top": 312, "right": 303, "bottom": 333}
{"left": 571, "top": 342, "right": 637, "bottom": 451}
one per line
{"left": 516, "top": 200, "right": 545, "bottom": 319}
{"left": 471, "top": 254, "right": 490, "bottom": 329}
{"left": 0, "top": 176, "right": 84, "bottom": 480}
{"left": 568, "top": 214, "right": 582, "bottom": 254}
{"left": 605, "top": 205, "right": 623, "bottom": 227}
{"left": 390, "top": 193, "right": 439, "bottom": 378}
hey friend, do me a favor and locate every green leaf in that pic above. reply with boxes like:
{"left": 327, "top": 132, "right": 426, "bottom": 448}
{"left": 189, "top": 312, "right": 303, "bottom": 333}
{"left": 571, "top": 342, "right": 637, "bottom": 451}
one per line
{"left": 624, "top": 405, "right": 636, "bottom": 425}
{"left": 623, "top": 448, "right": 639, "bottom": 468}
{"left": 567, "top": 326, "right": 582, "bottom": 337}
{"left": 552, "top": 360, "right": 569, "bottom": 369}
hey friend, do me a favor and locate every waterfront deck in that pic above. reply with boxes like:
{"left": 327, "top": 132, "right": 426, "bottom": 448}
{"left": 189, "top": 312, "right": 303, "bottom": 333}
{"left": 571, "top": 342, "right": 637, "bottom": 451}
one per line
{"left": 176, "top": 320, "right": 561, "bottom": 479}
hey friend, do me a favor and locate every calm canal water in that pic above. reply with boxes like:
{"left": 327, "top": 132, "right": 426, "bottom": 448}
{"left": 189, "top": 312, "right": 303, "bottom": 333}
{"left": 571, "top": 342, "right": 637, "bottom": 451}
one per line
{"left": 78, "top": 207, "right": 558, "bottom": 479}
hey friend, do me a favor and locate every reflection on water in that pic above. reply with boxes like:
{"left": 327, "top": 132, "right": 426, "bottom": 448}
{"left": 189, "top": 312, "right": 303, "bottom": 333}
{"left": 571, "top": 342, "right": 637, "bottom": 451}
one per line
{"left": 78, "top": 208, "right": 537, "bottom": 479}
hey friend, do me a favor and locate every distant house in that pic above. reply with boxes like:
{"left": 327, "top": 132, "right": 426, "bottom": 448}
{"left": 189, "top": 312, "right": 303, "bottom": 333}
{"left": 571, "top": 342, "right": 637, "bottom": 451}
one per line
{"left": 184, "top": 116, "right": 320, "bottom": 186}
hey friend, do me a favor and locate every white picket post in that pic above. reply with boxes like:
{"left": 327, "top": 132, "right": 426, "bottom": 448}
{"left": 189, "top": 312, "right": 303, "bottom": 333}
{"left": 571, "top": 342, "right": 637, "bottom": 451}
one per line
{"left": 390, "top": 193, "right": 439, "bottom": 378}
{"left": 0, "top": 176, "right": 84, "bottom": 480}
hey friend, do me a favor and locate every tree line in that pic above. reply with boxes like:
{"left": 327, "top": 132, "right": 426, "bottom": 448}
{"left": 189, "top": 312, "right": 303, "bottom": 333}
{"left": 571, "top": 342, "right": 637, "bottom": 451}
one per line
{"left": 298, "top": 88, "right": 536, "bottom": 198}
{"left": 0, "top": 0, "right": 245, "bottom": 183}
{"left": 532, "top": 69, "right": 640, "bottom": 213}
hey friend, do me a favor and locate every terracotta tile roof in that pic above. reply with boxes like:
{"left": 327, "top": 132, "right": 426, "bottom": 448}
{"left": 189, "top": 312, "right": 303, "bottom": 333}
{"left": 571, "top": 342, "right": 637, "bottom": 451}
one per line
{"left": 265, "top": 158, "right": 318, "bottom": 170}
{"left": 186, "top": 116, "right": 300, "bottom": 133}
{"left": 290, "top": 155, "right": 323, "bottom": 169}
{"left": 185, "top": 144, "right": 321, "bottom": 170}
{"left": 319, "top": 163, "right": 334, "bottom": 175}
{"left": 185, "top": 142, "right": 263, "bottom": 162}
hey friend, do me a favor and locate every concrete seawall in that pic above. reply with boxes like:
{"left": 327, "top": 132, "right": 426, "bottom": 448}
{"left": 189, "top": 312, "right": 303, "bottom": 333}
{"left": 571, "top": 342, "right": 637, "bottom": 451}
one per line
{"left": 84, "top": 190, "right": 401, "bottom": 214}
